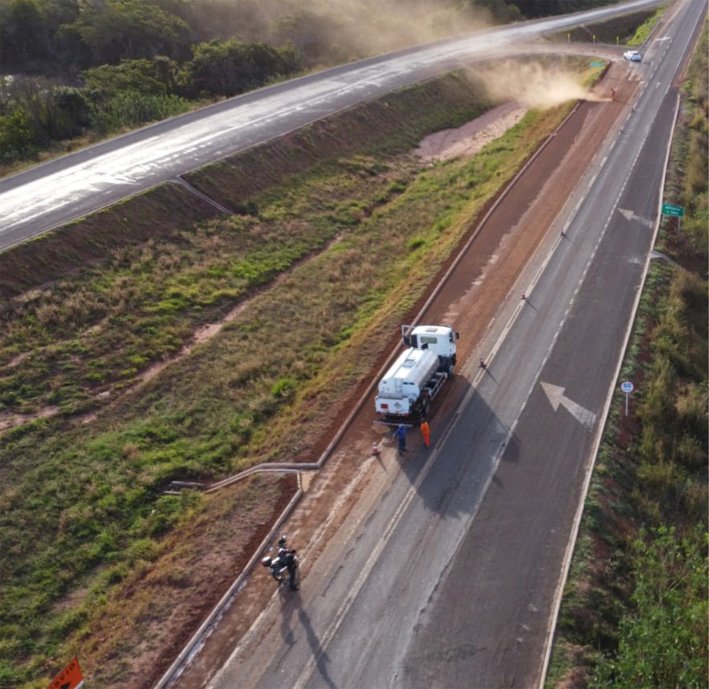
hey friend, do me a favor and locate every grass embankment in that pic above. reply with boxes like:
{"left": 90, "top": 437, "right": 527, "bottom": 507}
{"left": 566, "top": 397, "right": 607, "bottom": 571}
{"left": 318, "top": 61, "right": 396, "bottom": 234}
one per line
{"left": 0, "top": 60, "right": 590, "bottom": 688}
{"left": 625, "top": 7, "right": 665, "bottom": 48}
{"left": 546, "top": 25, "right": 708, "bottom": 689}
{"left": 560, "top": 11, "right": 655, "bottom": 45}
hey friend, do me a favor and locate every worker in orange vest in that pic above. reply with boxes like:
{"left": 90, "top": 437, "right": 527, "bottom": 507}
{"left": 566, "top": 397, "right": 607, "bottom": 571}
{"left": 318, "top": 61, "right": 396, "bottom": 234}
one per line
{"left": 420, "top": 420, "right": 431, "bottom": 448}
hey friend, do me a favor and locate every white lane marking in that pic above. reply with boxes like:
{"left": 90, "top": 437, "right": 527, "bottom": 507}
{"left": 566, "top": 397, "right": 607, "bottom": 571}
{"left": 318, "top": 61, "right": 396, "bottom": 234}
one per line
{"left": 618, "top": 208, "right": 654, "bottom": 228}
{"left": 541, "top": 382, "right": 597, "bottom": 430}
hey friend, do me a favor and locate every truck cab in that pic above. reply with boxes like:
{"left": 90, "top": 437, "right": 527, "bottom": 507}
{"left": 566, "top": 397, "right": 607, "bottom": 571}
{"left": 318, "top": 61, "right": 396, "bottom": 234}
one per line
{"left": 402, "top": 324, "right": 458, "bottom": 369}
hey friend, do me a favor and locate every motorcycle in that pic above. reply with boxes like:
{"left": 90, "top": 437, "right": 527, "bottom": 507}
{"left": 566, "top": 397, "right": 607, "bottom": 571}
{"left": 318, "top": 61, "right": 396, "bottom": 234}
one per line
{"left": 261, "top": 535, "right": 300, "bottom": 591}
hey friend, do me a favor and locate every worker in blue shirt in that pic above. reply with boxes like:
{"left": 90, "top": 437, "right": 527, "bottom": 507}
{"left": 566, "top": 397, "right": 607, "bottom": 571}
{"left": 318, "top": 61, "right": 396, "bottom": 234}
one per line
{"left": 394, "top": 424, "right": 407, "bottom": 452}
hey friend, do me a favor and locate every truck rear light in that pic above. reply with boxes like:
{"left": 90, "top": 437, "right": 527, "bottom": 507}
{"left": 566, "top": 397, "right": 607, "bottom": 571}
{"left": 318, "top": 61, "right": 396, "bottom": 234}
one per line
{"left": 381, "top": 403, "right": 389, "bottom": 410}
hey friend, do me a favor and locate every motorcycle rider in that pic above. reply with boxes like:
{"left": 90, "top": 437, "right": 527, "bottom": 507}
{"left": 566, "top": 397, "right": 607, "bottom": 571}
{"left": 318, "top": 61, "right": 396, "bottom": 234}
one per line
{"left": 278, "top": 535, "right": 300, "bottom": 591}
{"left": 261, "top": 535, "right": 300, "bottom": 591}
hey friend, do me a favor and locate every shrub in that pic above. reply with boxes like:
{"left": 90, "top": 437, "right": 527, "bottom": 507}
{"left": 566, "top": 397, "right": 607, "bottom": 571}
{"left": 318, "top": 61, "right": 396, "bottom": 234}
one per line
{"left": 271, "top": 377, "right": 297, "bottom": 400}
{"left": 180, "top": 39, "right": 299, "bottom": 98}
{"left": 83, "top": 57, "right": 180, "bottom": 96}
{"left": 592, "top": 526, "right": 708, "bottom": 689}
{"left": 89, "top": 90, "right": 190, "bottom": 133}
{"left": 0, "top": 107, "right": 36, "bottom": 162}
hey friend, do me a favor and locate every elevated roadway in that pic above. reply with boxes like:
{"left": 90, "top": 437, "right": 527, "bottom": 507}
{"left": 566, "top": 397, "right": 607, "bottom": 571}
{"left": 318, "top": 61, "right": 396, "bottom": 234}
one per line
{"left": 0, "top": 0, "right": 665, "bottom": 252}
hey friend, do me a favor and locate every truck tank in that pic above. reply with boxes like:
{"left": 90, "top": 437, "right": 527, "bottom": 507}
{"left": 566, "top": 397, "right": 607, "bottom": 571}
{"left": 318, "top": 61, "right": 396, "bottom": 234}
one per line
{"left": 375, "top": 347, "right": 440, "bottom": 416}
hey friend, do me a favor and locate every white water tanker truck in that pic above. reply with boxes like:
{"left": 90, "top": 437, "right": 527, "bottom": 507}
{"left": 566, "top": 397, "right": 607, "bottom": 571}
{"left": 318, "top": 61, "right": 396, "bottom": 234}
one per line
{"left": 375, "top": 324, "right": 459, "bottom": 424}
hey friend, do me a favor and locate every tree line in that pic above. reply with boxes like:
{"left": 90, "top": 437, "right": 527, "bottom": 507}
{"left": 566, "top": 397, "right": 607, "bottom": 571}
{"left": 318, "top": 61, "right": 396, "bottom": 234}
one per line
{"left": 0, "top": 0, "right": 305, "bottom": 164}
{"left": 0, "top": 0, "right": 616, "bottom": 166}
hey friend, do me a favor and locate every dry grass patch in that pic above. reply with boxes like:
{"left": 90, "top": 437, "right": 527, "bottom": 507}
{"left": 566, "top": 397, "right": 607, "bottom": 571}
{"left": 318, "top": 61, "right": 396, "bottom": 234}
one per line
{"left": 72, "top": 473, "right": 296, "bottom": 689}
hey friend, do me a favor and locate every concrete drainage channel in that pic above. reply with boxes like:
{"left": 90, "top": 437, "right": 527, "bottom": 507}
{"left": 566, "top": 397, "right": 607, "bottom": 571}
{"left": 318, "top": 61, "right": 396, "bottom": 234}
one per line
{"left": 154, "top": 96, "right": 587, "bottom": 689}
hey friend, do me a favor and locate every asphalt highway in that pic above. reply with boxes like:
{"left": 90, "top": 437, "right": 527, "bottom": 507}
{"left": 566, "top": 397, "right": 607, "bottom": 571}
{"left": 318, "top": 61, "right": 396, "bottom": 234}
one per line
{"left": 204, "top": 0, "right": 706, "bottom": 687}
{"left": 0, "top": 0, "right": 665, "bottom": 253}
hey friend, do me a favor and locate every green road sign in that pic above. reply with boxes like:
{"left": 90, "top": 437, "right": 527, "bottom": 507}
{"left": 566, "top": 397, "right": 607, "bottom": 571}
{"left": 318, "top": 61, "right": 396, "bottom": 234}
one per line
{"left": 661, "top": 202, "right": 684, "bottom": 217}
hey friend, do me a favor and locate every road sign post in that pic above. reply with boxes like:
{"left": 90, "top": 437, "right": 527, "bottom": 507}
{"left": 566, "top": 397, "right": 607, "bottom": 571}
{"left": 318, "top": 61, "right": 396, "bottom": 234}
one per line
{"left": 621, "top": 381, "right": 634, "bottom": 416}
{"left": 661, "top": 202, "right": 685, "bottom": 233}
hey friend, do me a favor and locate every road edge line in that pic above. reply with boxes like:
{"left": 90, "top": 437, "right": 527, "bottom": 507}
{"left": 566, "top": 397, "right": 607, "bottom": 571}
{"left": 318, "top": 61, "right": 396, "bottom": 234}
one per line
{"left": 536, "top": 87, "right": 681, "bottom": 689}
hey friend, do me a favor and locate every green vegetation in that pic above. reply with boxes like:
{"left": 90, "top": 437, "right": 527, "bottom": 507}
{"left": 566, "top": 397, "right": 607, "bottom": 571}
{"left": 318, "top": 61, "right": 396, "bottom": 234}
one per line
{"left": 547, "top": 24, "right": 708, "bottom": 689}
{"left": 595, "top": 526, "right": 707, "bottom": 688}
{"left": 0, "top": 0, "right": 302, "bottom": 167}
{"left": 560, "top": 9, "right": 656, "bottom": 46}
{"left": 626, "top": 7, "right": 665, "bottom": 47}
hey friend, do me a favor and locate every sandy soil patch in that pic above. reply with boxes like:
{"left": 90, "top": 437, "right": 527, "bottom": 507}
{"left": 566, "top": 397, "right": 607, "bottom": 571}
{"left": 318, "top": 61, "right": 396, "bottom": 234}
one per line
{"left": 415, "top": 102, "right": 527, "bottom": 162}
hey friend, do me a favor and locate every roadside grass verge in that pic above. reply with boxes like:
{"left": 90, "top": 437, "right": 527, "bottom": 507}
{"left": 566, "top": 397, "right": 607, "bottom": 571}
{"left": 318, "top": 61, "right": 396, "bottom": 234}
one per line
{"left": 0, "top": 61, "right": 590, "bottom": 688}
{"left": 0, "top": 160, "right": 415, "bottom": 417}
{"left": 626, "top": 6, "right": 666, "bottom": 48}
{"left": 0, "top": 183, "right": 220, "bottom": 301}
{"left": 545, "top": 25, "right": 708, "bottom": 689}
{"left": 557, "top": 11, "right": 655, "bottom": 45}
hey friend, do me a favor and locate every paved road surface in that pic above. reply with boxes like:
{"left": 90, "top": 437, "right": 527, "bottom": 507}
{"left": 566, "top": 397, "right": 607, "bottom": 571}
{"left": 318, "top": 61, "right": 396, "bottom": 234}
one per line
{"left": 204, "top": 1, "right": 706, "bottom": 688}
{"left": 0, "top": 0, "right": 665, "bottom": 252}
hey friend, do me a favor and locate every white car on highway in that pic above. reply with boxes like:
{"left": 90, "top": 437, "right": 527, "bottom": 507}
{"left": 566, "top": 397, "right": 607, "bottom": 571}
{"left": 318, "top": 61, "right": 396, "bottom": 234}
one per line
{"left": 623, "top": 50, "right": 642, "bottom": 62}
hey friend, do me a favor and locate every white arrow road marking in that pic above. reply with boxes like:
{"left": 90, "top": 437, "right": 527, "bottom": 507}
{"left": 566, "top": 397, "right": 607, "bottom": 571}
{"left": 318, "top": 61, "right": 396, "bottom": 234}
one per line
{"left": 541, "top": 382, "right": 597, "bottom": 430}
{"left": 618, "top": 208, "right": 654, "bottom": 228}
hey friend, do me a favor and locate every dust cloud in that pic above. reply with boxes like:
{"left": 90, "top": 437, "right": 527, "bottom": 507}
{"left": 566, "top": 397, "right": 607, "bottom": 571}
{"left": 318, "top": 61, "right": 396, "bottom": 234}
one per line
{"left": 317, "top": 0, "right": 497, "bottom": 54}
{"left": 472, "top": 60, "right": 605, "bottom": 109}
{"left": 252, "top": 0, "right": 501, "bottom": 65}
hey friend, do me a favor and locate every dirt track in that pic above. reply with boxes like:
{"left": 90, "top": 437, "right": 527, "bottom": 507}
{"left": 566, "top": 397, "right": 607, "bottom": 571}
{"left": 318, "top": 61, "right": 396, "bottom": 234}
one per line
{"left": 173, "top": 59, "right": 639, "bottom": 689}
